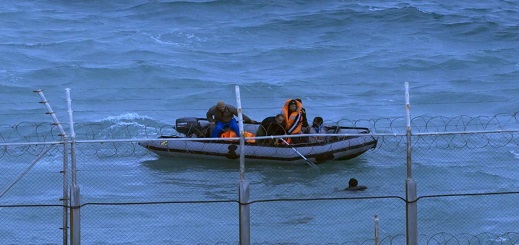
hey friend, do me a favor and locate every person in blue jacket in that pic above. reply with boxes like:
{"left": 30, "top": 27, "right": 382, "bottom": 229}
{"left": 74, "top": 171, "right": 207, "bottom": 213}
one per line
{"left": 206, "top": 100, "right": 256, "bottom": 138}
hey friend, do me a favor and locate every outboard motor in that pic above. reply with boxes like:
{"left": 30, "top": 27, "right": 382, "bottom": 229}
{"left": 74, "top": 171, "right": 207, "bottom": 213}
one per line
{"left": 175, "top": 117, "right": 206, "bottom": 137}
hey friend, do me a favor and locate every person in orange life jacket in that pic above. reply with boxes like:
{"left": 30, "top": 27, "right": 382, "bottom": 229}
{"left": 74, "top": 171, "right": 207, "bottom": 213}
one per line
{"left": 295, "top": 98, "right": 309, "bottom": 132}
{"left": 206, "top": 101, "right": 256, "bottom": 138}
{"left": 308, "top": 116, "right": 327, "bottom": 143}
{"left": 281, "top": 99, "right": 304, "bottom": 143}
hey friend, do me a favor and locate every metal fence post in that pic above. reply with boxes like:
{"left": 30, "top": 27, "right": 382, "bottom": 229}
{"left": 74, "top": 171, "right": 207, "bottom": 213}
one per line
{"left": 66, "top": 88, "right": 81, "bottom": 245}
{"left": 239, "top": 180, "right": 251, "bottom": 244}
{"left": 374, "top": 215, "right": 379, "bottom": 245}
{"left": 406, "top": 180, "right": 417, "bottom": 245}
{"left": 62, "top": 136, "right": 69, "bottom": 245}
{"left": 70, "top": 185, "right": 80, "bottom": 245}
{"left": 235, "top": 85, "right": 251, "bottom": 245}
{"left": 404, "top": 83, "right": 418, "bottom": 245}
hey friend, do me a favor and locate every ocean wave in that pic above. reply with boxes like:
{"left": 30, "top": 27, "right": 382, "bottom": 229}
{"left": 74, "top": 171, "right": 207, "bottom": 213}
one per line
{"left": 99, "top": 112, "right": 154, "bottom": 124}
{"left": 80, "top": 113, "right": 170, "bottom": 139}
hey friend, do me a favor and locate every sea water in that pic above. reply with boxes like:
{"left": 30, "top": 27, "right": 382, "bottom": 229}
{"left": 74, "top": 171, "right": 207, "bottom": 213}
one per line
{"left": 1, "top": 0, "right": 518, "bottom": 244}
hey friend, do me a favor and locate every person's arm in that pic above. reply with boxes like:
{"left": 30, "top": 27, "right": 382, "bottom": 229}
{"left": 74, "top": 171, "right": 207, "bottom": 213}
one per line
{"left": 229, "top": 105, "right": 254, "bottom": 123}
{"left": 206, "top": 107, "right": 215, "bottom": 123}
{"left": 301, "top": 108, "right": 309, "bottom": 127}
{"left": 242, "top": 114, "right": 253, "bottom": 123}
{"left": 345, "top": 185, "right": 367, "bottom": 191}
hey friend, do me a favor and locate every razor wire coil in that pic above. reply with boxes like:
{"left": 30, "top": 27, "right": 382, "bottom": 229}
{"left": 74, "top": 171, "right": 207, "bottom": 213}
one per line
{"left": 1, "top": 112, "right": 518, "bottom": 157}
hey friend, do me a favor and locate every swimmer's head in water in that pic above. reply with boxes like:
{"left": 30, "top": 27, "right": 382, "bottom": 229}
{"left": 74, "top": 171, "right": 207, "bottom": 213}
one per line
{"left": 348, "top": 178, "right": 358, "bottom": 187}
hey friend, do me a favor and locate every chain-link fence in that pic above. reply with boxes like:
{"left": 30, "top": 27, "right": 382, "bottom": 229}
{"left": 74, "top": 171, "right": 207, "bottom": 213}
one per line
{"left": 1, "top": 112, "right": 519, "bottom": 244}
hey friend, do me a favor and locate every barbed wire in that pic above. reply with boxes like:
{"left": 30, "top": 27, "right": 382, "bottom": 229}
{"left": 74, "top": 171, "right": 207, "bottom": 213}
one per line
{"left": 1, "top": 112, "right": 518, "bottom": 139}
{"left": 0, "top": 112, "right": 518, "bottom": 157}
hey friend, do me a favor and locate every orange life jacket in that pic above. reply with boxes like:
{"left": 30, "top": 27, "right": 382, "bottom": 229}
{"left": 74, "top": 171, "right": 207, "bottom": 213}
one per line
{"left": 220, "top": 130, "right": 256, "bottom": 143}
{"left": 281, "top": 99, "right": 303, "bottom": 135}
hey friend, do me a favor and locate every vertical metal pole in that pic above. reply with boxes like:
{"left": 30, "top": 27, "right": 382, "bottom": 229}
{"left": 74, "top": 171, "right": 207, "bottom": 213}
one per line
{"left": 66, "top": 88, "right": 81, "bottom": 245}
{"left": 62, "top": 139, "right": 69, "bottom": 245}
{"left": 405, "top": 83, "right": 412, "bottom": 179}
{"left": 235, "top": 86, "right": 245, "bottom": 181}
{"left": 235, "top": 85, "right": 250, "bottom": 245}
{"left": 405, "top": 83, "right": 418, "bottom": 245}
{"left": 66, "top": 89, "right": 77, "bottom": 185}
{"left": 70, "top": 186, "right": 80, "bottom": 245}
{"left": 374, "top": 215, "right": 379, "bottom": 245}
{"left": 34, "top": 90, "right": 69, "bottom": 245}
{"left": 238, "top": 180, "right": 250, "bottom": 244}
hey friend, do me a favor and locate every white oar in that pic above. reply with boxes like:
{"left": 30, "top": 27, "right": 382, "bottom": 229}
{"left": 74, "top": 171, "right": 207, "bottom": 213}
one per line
{"left": 280, "top": 138, "right": 318, "bottom": 169}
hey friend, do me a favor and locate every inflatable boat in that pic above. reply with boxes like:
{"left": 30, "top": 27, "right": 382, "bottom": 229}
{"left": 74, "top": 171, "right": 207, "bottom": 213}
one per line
{"left": 138, "top": 117, "right": 377, "bottom": 165}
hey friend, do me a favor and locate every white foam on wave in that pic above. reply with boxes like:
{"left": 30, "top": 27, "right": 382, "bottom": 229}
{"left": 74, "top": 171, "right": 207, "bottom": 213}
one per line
{"left": 92, "top": 112, "right": 170, "bottom": 139}
{"left": 101, "top": 112, "right": 154, "bottom": 123}
{"left": 142, "top": 31, "right": 206, "bottom": 47}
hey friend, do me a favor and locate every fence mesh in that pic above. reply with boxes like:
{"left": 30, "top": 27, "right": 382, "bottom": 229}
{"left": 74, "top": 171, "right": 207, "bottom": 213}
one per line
{"left": 1, "top": 113, "right": 519, "bottom": 244}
